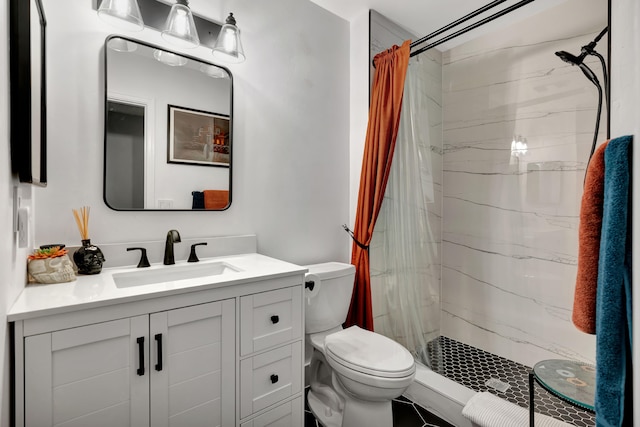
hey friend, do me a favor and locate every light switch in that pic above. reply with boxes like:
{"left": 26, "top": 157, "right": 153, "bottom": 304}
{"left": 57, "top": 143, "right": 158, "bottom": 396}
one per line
{"left": 17, "top": 207, "right": 29, "bottom": 248}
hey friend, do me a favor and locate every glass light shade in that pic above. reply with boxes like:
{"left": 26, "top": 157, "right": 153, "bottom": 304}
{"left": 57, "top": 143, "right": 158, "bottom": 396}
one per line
{"left": 107, "top": 38, "right": 138, "bottom": 52}
{"left": 200, "top": 64, "right": 228, "bottom": 78}
{"left": 98, "top": 0, "right": 144, "bottom": 32}
{"left": 153, "top": 49, "right": 188, "bottom": 67}
{"left": 212, "top": 14, "right": 245, "bottom": 64}
{"left": 161, "top": 2, "right": 200, "bottom": 49}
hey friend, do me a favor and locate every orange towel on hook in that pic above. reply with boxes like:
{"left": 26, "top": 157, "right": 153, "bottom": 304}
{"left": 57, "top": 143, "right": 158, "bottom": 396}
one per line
{"left": 572, "top": 140, "right": 608, "bottom": 334}
{"left": 203, "top": 190, "right": 229, "bottom": 210}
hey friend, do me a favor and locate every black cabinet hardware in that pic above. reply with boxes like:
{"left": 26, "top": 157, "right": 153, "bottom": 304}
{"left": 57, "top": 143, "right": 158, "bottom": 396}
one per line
{"left": 270, "top": 374, "right": 279, "bottom": 384}
{"left": 155, "top": 334, "right": 163, "bottom": 371}
{"left": 270, "top": 315, "right": 279, "bottom": 324}
{"left": 136, "top": 337, "right": 145, "bottom": 376}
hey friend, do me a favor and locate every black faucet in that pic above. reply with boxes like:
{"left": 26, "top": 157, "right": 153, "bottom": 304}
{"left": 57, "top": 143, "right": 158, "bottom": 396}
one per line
{"left": 163, "top": 229, "right": 181, "bottom": 265}
{"left": 127, "top": 247, "right": 150, "bottom": 268}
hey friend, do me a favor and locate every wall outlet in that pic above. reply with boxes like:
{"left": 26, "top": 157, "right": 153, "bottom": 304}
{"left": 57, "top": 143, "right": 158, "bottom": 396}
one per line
{"left": 157, "top": 199, "right": 174, "bottom": 209}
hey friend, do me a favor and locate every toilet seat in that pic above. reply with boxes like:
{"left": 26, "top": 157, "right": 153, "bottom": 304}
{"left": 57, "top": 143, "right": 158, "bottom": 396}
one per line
{"left": 324, "top": 326, "right": 415, "bottom": 379}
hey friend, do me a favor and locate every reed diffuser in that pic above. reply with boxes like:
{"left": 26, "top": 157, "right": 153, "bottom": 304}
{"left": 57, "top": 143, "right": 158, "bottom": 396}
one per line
{"left": 72, "top": 206, "right": 105, "bottom": 275}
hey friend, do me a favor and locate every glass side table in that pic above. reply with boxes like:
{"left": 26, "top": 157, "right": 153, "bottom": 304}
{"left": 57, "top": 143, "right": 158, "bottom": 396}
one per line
{"left": 529, "top": 359, "right": 595, "bottom": 427}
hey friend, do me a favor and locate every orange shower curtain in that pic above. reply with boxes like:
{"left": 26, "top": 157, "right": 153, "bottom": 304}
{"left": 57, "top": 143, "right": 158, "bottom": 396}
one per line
{"left": 345, "top": 40, "right": 410, "bottom": 331}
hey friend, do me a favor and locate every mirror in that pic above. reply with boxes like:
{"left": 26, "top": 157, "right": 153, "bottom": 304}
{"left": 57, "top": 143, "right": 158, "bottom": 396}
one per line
{"left": 104, "top": 36, "right": 232, "bottom": 210}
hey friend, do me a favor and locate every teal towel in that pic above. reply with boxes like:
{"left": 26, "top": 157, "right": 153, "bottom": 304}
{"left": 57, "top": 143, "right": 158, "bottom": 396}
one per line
{"left": 595, "top": 135, "right": 633, "bottom": 427}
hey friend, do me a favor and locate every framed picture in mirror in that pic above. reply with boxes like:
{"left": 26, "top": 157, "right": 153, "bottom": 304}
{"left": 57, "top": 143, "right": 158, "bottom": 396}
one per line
{"left": 167, "top": 105, "right": 231, "bottom": 167}
{"left": 9, "top": 0, "right": 47, "bottom": 185}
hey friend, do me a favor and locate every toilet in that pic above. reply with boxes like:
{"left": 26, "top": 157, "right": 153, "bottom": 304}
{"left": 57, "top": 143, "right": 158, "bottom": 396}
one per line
{"left": 304, "top": 262, "right": 416, "bottom": 427}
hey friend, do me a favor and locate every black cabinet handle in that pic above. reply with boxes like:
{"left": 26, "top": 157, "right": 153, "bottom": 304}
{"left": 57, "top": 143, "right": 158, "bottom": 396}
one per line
{"left": 136, "top": 337, "right": 145, "bottom": 376}
{"left": 155, "top": 334, "right": 163, "bottom": 371}
{"left": 270, "top": 315, "right": 279, "bottom": 324}
{"left": 270, "top": 374, "right": 279, "bottom": 384}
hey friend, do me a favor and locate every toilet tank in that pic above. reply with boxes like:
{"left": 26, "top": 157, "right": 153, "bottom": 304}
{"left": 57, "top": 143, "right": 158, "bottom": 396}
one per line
{"left": 304, "top": 262, "right": 356, "bottom": 334}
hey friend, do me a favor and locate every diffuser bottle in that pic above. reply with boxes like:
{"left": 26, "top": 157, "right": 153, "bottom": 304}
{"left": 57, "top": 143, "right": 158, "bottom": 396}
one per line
{"left": 73, "top": 239, "right": 105, "bottom": 275}
{"left": 72, "top": 206, "right": 105, "bottom": 274}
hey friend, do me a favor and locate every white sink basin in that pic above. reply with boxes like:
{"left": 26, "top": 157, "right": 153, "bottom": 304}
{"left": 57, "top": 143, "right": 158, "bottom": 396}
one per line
{"left": 113, "top": 261, "right": 241, "bottom": 288}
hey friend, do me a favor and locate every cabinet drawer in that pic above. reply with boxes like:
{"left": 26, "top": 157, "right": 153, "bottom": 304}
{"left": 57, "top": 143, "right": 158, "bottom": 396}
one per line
{"left": 240, "top": 287, "right": 302, "bottom": 356}
{"left": 240, "top": 396, "right": 303, "bottom": 427}
{"left": 240, "top": 342, "right": 302, "bottom": 418}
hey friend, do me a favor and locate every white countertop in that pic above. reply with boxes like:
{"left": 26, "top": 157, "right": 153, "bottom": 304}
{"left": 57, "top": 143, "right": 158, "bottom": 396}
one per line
{"left": 8, "top": 253, "right": 307, "bottom": 322}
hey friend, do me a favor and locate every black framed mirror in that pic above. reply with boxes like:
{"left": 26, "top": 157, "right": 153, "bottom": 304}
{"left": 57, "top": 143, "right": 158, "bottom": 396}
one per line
{"left": 103, "top": 36, "right": 233, "bottom": 211}
{"left": 10, "top": 0, "right": 47, "bottom": 186}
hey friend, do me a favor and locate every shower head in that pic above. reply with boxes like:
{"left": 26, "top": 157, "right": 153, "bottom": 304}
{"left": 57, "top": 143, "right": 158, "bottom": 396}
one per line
{"left": 555, "top": 50, "right": 586, "bottom": 66}
{"left": 555, "top": 51, "right": 600, "bottom": 87}
{"left": 555, "top": 26, "right": 608, "bottom": 67}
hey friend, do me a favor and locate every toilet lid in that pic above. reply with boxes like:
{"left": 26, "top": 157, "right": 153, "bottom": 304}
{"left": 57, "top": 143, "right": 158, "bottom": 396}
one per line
{"left": 324, "top": 326, "right": 415, "bottom": 378}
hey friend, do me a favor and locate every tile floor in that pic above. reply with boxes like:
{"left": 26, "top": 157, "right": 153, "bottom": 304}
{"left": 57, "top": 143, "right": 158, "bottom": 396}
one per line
{"left": 305, "top": 390, "right": 454, "bottom": 427}
{"left": 429, "top": 336, "right": 595, "bottom": 426}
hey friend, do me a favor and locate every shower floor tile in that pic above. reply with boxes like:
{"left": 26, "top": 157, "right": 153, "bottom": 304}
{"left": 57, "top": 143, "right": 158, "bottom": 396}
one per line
{"left": 429, "top": 336, "right": 595, "bottom": 427}
{"left": 305, "top": 388, "right": 453, "bottom": 427}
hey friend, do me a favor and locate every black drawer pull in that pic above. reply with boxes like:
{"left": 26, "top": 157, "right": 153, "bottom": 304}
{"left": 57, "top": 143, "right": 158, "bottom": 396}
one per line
{"left": 155, "top": 334, "right": 163, "bottom": 371}
{"left": 270, "top": 315, "right": 280, "bottom": 324}
{"left": 136, "top": 337, "right": 145, "bottom": 376}
{"left": 270, "top": 374, "right": 279, "bottom": 384}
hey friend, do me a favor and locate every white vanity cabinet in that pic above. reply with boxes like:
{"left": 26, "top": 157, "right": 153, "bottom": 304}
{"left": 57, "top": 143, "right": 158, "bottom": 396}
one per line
{"left": 150, "top": 301, "right": 235, "bottom": 427}
{"left": 23, "top": 299, "right": 235, "bottom": 427}
{"left": 24, "top": 316, "right": 151, "bottom": 427}
{"left": 10, "top": 255, "right": 306, "bottom": 427}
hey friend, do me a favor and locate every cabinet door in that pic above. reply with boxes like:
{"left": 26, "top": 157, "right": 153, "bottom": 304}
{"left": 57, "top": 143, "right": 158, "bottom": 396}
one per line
{"left": 150, "top": 299, "right": 235, "bottom": 427}
{"left": 24, "top": 316, "right": 149, "bottom": 427}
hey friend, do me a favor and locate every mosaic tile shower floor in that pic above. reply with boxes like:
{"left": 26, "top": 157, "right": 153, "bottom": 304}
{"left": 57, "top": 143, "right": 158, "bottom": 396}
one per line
{"left": 429, "top": 336, "right": 594, "bottom": 426}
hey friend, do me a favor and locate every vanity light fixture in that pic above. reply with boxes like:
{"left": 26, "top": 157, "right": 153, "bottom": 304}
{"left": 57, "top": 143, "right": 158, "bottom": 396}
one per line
{"left": 107, "top": 37, "right": 138, "bottom": 52}
{"left": 510, "top": 135, "right": 528, "bottom": 157}
{"left": 96, "top": 0, "right": 246, "bottom": 62}
{"left": 200, "top": 64, "right": 229, "bottom": 78}
{"left": 161, "top": 0, "right": 200, "bottom": 49}
{"left": 97, "top": 0, "right": 144, "bottom": 32}
{"left": 153, "top": 49, "right": 188, "bottom": 67}
{"left": 212, "top": 13, "right": 245, "bottom": 64}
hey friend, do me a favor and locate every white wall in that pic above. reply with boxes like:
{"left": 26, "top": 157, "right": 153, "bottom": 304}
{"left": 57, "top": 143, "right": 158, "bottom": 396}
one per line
{"left": 349, "top": 10, "right": 370, "bottom": 229}
{"left": 610, "top": 0, "right": 640, "bottom": 421}
{"left": 34, "top": 0, "right": 350, "bottom": 265}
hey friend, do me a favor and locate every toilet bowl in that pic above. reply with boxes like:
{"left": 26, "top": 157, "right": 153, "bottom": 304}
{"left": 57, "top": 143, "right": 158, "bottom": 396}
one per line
{"left": 304, "top": 262, "right": 416, "bottom": 427}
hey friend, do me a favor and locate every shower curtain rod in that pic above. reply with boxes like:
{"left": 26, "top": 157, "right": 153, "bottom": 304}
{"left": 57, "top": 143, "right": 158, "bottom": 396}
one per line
{"left": 408, "top": 0, "right": 537, "bottom": 57}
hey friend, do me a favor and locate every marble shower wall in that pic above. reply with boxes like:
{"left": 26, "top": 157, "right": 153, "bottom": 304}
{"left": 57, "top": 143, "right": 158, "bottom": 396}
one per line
{"left": 441, "top": 0, "right": 606, "bottom": 366}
